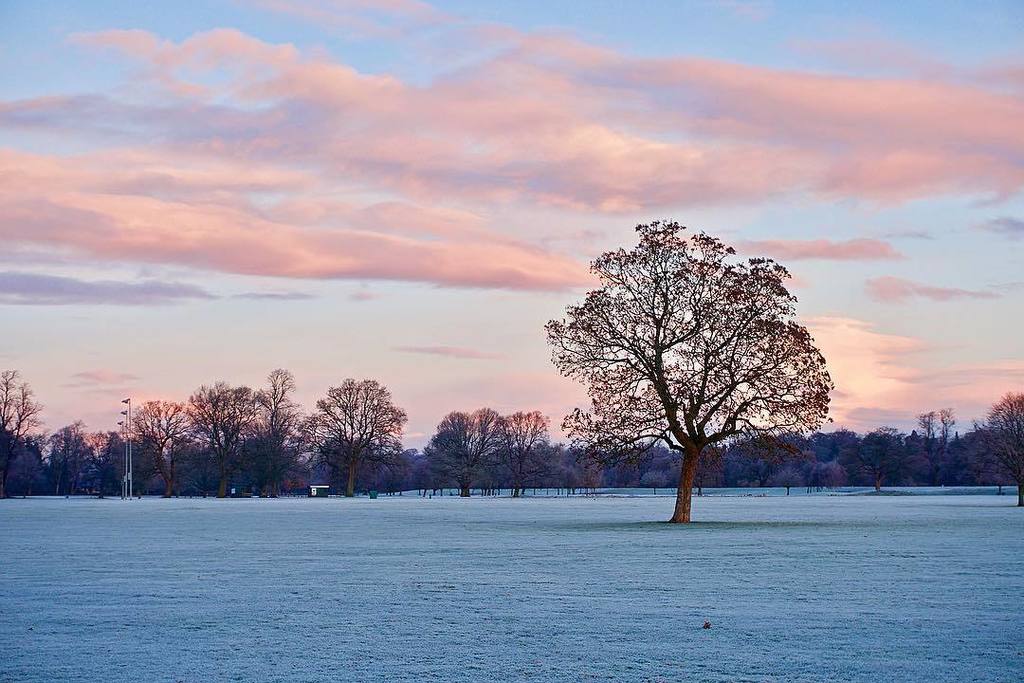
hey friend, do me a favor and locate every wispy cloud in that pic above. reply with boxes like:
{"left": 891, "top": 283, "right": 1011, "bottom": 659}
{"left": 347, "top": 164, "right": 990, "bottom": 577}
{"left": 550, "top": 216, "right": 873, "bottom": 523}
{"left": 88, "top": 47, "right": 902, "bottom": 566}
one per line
{"left": 977, "top": 216, "right": 1024, "bottom": 239}
{"left": 865, "top": 276, "right": 1000, "bottom": 303}
{"left": 349, "top": 289, "right": 381, "bottom": 302}
{"left": 0, "top": 271, "right": 216, "bottom": 306}
{"left": 234, "top": 291, "right": 315, "bottom": 301}
{"left": 393, "top": 345, "right": 503, "bottom": 360}
{"left": 738, "top": 238, "right": 902, "bottom": 261}
{"left": 882, "top": 229, "right": 934, "bottom": 241}
{"left": 64, "top": 369, "right": 140, "bottom": 388}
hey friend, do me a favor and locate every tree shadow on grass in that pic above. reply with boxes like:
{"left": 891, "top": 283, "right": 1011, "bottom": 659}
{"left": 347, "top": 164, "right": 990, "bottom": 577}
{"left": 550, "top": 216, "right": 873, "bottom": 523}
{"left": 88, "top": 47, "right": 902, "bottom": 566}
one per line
{"left": 548, "top": 519, "right": 893, "bottom": 532}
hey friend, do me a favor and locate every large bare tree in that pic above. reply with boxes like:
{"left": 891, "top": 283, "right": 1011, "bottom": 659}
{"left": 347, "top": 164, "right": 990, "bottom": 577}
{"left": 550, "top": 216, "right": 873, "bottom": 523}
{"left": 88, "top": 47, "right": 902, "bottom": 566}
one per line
{"left": 984, "top": 392, "right": 1024, "bottom": 507}
{"left": 917, "top": 408, "right": 956, "bottom": 486}
{"left": 306, "top": 379, "right": 406, "bottom": 497}
{"left": 425, "top": 408, "right": 503, "bottom": 497}
{"left": 500, "top": 411, "right": 552, "bottom": 497}
{"left": 188, "top": 382, "right": 257, "bottom": 498}
{"left": 0, "top": 370, "right": 43, "bottom": 499}
{"left": 85, "top": 430, "right": 125, "bottom": 498}
{"left": 136, "top": 400, "right": 191, "bottom": 497}
{"left": 841, "top": 427, "right": 907, "bottom": 491}
{"left": 46, "top": 422, "right": 91, "bottom": 496}
{"left": 547, "top": 222, "right": 832, "bottom": 522}
{"left": 251, "top": 369, "right": 304, "bottom": 496}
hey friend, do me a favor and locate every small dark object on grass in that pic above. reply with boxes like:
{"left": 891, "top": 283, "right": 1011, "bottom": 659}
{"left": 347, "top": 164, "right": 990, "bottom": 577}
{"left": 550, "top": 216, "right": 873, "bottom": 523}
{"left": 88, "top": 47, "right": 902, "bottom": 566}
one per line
{"left": 703, "top": 621, "right": 712, "bottom": 629}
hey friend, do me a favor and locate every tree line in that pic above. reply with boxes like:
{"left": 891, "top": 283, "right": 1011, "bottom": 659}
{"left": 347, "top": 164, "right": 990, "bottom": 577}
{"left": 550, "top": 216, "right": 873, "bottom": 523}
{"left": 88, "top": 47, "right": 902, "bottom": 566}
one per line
{"left": 1, "top": 368, "right": 1022, "bottom": 504}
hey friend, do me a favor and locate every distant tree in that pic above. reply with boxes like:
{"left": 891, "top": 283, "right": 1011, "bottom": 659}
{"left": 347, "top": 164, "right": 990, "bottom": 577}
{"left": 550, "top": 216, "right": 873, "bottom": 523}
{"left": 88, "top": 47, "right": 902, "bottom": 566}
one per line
{"left": 5, "top": 435, "right": 45, "bottom": 496}
{"left": 769, "top": 464, "right": 805, "bottom": 495}
{"left": 982, "top": 392, "right": 1024, "bottom": 507}
{"left": 371, "top": 448, "right": 415, "bottom": 494}
{"left": 917, "top": 408, "right": 956, "bottom": 485}
{"left": 552, "top": 446, "right": 583, "bottom": 493}
{"left": 694, "top": 445, "right": 723, "bottom": 495}
{"left": 406, "top": 450, "right": 437, "bottom": 495}
{"left": 810, "top": 459, "right": 846, "bottom": 489}
{"left": 727, "top": 434, "right": 807, "bottom": 487}
{"left": 961, "top": 428, "right": 1002, "bottom": 491}
{"left": 305, "top": 379, "right": 406, "bottom": 497}
{"left": 179, "top": 442, "right": 220, "bottom": 497}
{"left": 135, "top": 400, "right": 190, "bottom": 497}
{"left": 500, "top": 411, "right": 552, "bottom": 497}
{"left": 46, "top": 422, "right": 91, "bottom": 496}
{"left": 640, "top": 468, "right": 669, "bottom": 494}
{"left": 84, "top": 430, "right": 124, "bottom": 497}
{"left": 546, "top": 222, "right": 831, "bottom": 522}
{"left": 579, "top": 453, "right": 604, "bottom": 492}
{"left": 0, "top": 370, "right": 43, "bottom": 499}
{"left": 917, "top": 411, "right": 939, "bottom": 484}
{"left": 843, "top": 427, "right": 907, "bottom": 491}
{"left": 251, "top": 369, "right": 304, "bottom": 496}
{"left": 188, "top": 382, "right": 257, "bottom": 498}
{"left": 425, "top": 408, "right": 503, "bottom": 497}
{"left": 809, "top": 429, "right": 859, "bottom": 462}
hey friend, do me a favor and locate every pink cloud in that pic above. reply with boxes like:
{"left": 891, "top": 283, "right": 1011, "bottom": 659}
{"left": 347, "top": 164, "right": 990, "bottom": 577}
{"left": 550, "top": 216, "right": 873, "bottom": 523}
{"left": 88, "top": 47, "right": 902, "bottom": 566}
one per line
{"left": 738, "top": 238, "right": 902, "bottom": 261}
{"left": 2, "top": 25, "right": 1018, "bottom": 216}
{"left": 0, "top": 149, "right": 588, "bottom": 291}
{"left": 65, "top": 369, "right": 140, "bottom": 387}
{"left": 1, "top": 20, "right": 1022, "bottom": 295}
{"left": 393, "top": 346, "right": 503, "bottom": 360}
{"left": 865, "top": 276, "right": 1000, "bottom": 303}
{"left": 806, "top": 316, "right": 1017, "bottom": 431}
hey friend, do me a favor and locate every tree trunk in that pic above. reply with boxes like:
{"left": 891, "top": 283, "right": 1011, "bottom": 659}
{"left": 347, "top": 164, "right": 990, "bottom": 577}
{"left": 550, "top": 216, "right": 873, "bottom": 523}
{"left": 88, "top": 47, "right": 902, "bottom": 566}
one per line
{"left": 874, "top": 473, "right": 882, "bottom": 492}
{"left": 217, "top": 475, "right": 228, "bottom": 498}
{"left": 162, "top": 461, "right": 175, "bottom": 498}
{"left": 459, "top": 485, "right": 470, "bottom": 497}
{"left": 1018, "top": 483, "right": 1023, "bottom": 507}
{"left": 0, "top": 468, "right": 8, "bottom": 499}
{"left": 669, "top": 449, "right": 700, "bottom": 523}
{"left": 345, "top": 459, "right": 357, "bottom": 497}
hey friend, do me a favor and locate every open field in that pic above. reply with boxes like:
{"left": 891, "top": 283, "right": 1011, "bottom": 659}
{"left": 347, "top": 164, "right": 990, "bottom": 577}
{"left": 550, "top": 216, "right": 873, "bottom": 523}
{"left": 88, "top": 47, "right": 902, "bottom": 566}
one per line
{"left": 1, "top": 493, "right": 1021, "bottom": 682}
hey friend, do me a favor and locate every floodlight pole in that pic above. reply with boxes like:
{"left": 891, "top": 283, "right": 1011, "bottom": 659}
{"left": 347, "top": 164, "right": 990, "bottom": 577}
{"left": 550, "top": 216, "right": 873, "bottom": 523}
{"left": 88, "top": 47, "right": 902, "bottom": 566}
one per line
{"left": 118, "top": 418, "right": 126, "bottom": 499}
{"left": 123, "top": 398, "right": 133, "bottom": 498}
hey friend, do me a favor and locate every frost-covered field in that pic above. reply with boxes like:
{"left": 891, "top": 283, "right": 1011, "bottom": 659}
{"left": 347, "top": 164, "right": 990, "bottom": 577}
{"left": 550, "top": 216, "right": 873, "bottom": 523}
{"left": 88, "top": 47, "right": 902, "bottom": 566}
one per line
{"left": 1, "top": 494, "right": 1021, "bottom": 682}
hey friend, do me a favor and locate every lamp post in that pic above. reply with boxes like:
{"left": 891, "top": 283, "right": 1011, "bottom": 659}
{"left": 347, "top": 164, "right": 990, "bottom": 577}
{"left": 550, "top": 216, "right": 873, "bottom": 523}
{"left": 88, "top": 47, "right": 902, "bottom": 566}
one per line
{"left": 117, "top": 419, "right": 125, "bottom": 499}
{"left": 121, "top": 398, "right": 132, "bottom": 498}
{"left": 120, "top": 408, "right": 128, "bottom": 499}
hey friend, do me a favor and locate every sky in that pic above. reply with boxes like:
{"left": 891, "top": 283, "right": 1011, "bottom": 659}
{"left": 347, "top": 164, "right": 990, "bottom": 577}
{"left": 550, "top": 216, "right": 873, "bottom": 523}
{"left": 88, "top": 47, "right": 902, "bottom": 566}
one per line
{"left": 0, "top": 0, "right": 1022, "bottom": 446}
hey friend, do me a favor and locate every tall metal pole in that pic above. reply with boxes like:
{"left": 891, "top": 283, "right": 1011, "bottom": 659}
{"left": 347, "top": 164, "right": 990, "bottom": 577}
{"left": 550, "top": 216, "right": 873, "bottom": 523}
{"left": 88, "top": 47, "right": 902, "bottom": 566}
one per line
{"left": 128, "top": 398, "right": 133, "bottom": 498}
{"left": 118, "top": 419, "right": 126, "bottom": 499}
{"left": 122, "top": 398, "right": 132, "bottom": 498}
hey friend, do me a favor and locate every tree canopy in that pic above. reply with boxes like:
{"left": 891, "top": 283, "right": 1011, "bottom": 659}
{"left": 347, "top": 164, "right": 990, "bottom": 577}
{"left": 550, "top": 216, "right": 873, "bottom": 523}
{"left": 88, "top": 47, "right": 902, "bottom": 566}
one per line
{"left": 546, "top": 221, "right": 832, "bottom": 521}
